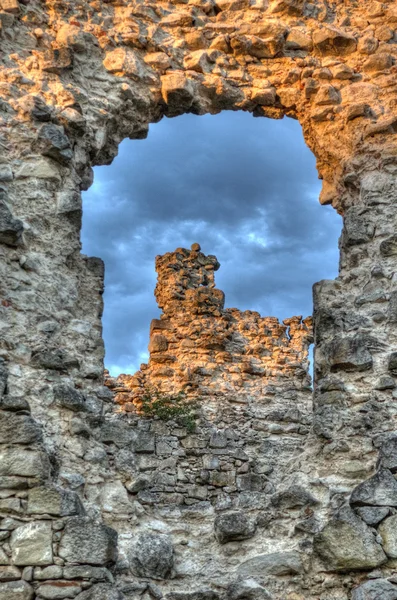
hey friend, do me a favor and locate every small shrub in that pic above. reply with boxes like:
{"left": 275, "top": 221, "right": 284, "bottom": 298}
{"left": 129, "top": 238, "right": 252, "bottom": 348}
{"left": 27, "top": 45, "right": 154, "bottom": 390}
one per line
{"left": 139, "top": 388, "right": 197, "bottom": 432}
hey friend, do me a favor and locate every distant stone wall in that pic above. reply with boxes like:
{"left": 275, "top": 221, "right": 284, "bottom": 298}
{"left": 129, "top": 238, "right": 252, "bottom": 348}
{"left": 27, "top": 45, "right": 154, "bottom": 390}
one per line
{"left": 110, "top": 244, "right": 313, "bottom": 408}
{"left": 2, "top": 0, "right": 397, "bottom": 599}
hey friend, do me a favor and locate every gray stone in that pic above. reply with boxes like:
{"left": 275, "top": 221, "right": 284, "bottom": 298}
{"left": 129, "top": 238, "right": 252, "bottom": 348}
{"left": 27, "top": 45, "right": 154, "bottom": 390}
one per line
{"left": 0, "top": 362, "right": 7, "bottom": 399}
{"left": 31, "top": 349, "right": 79, "bottom": 372}
{"left": 165, "top": 592, "right": 219, "bottom": 600}
{"left": 0, "top": 565, "right": 21, "bottom": 581}
{"left": 133, "top": 431, "right": 155, "bottom": 453}
{"left": 0, "top": 580, "right": 34, "bottom": 600}
{"left": 53, "top": 384, "right": 87, "bottom": 412}
{"left": 388, "top": 353, "right": 397, "bottom": 376}
{"left": 356, "top": 506, "right": 390, "bottom": 526}
{"left": 0, "top": 412, "right": 41, "bottom": 445}
{"left": 228, "top": 579, "right": 272, "bottom": 600}
{"left": 351, "top": 579, "right": 397, "bottom": 600}
{"left": 58, "top": 517, "right": 118, "bottom": 566}
{"left": 10, "top": 521, "right": 53, "bottom": 566}
{"left": 34, "top": 566, "right": 63, "bottom": 580}
{"left": 237, "top": 552, "right": 303, "bottom": 578}
{"left": 0, "top": 448, "right": 49, "bottom": 478}
{"left": 28, "top": 485, "right": 84, "bottom": 517}
{"left": 35, "top": 124, "right": 73, "bottom": 164}
{"left": 271, "top": 485, "right": 318, "bottom": 509}
{"left": 378, "top": 514, "right": 397, "bottom": 558}
{"left": 214, "top": 511, "right": 256, "bottom": 544}
{"left": 63, "top": 566, "right": 113, "bottom": 582}
{"left": 0, "top": 197, "right": 23, "bottom": 247}
{"left": 0, "top": 396, "right": 30, "bottom": 412}
{"left": 378, "top": 435, "right": 397, "bottom": 473}
{"left": 350, "top": 469, "right": 397, "bottom": 506}
{"left": 236, "top": 474, "right": 263, "bottom": 492}
{"left": 313, "top": 507, "right": 387, "bottom": 571}
{"left": 99, "top": 421, "right": 134, "bottom": 447}
{"left": 36, "top": 582, "right": 82, "bottom": 599}
{"left": 327, "top": 334, "right": 373, "bottom": 372}
{"left": 343, "top": 207, "right": 375, "bottom": 246}
{"left": 131, "top": 532, "right": 174, "bottom": 580}
{"left": 74, "top": 584, "right": 125, "bottom": 600}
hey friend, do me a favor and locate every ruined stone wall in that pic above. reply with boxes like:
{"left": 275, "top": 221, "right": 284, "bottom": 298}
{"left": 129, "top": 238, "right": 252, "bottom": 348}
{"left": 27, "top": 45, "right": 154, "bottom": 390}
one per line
{"left": 1, "top": 0, "right": 397, "bottom": 598}
{"left": 111, "top": 243, "right": 313, "bottom": 408}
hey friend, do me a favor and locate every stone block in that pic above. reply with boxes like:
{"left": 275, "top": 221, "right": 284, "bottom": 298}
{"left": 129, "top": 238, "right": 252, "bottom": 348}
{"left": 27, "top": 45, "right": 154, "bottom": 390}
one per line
{"left": 0, "top": 448, "right": 49, "bottom": 479}
{"left": 28, "top": 485, "right": 84, "bottom": 517}
{"left": 271, "top": 485, "right": 318, "bottom": 509}
{"left": 53, "top": 385, "right": 87, "bottom": 412}
{"left": 58, "top": 517, "right": 118, "bottom": 566}
{"left": 0, "top": 581, "right": 33, "bottom": 600}
{"left": 356, "top": 506, "right": 390, "bottom": 526}
{"left": 35, "top": 124, "right": 73, "bottom": 165}
{"left": 313, "top": 26, "right": 357, "bottom": 55}
{"left": 228, "top": 579, "right": 272, "bottom": 600}
{"left": 130, "top": 532, "right": 174, "bottom": 580}
{"left": 351, "top": 579, "right": 397, "bottom": 600}
{"left": 0, "top": 412, "right": 41, "bottom": 445}
{"left": 74, "top": 584, "right": 124, "bottom": 600}
{"left": 36, "top": 582, "right": 82, "bottom": 599}
{"left": 378, "top": 514, "right": 397, "bottom": 558}
{"left": 0, "top": 197, "right": 23, "bottom": 247}
{"left": 10, "top": 522, "right": 53, "bottom": 566}
{"left": 237, "top": 552, "right": 303, "bottom": 577}
{"left": 327, "top": 335, "right": 373, "bottom": 372}
{"left": 350, "top": 469, "right": 397, "bottom": 507}
{"left": 214, "top": 511, "right": 256, "bottom": 544}
{"left": 313, "top": 507, "right": 386, "bottom": 570}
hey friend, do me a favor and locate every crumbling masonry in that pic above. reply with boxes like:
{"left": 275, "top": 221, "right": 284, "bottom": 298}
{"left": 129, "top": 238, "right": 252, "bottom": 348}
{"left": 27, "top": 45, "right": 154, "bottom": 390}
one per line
{"left": 1, "top": 0, "right": 397, "bottom": 598}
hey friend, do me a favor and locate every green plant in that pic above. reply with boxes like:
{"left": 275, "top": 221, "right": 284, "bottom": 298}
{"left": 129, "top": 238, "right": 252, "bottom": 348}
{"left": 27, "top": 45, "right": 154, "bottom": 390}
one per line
{"left": 139, "top": 388, "right": 197, "bottom": 432}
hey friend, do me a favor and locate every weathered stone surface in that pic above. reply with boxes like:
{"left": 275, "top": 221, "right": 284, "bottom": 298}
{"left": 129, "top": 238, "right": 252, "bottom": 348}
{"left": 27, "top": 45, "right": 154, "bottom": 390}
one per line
{"left": 356, "top": 507, "right": 390, "bottom": 526}
{"left": 0, "top": 412, "right": 41, "bottom": 444}
{"left": 36, "top": 582, "right": 82, "bottom": 599}
{"left": 58, "top": 518, "right": 117, "bottom": 566}
{"left": 74, "top": 585, "right": 125, "bottom": 600}
{"left": 271, "top": 486, "right": 318, "bottom": 509}
{"left": 313, "top": 508, "right": 387, "bottom": 570}
{"left": 10, "top": 522, "right": 53, "bottom": 566}
{"left": 237, "top": 552, "right": 303, "bottom": 577}
{"left": 350, "top": 470, "right": 397, "bottom": 507}
{"left": 351, "top": 579, "right": 397, "bottom": 600}
{"left": 378, "top": 515, "right": 397, "bottom": 558}
{"left": 228, "top": 579, "right": 272, "bottom": 600}
{"left": 165, "top": 592, "right": 219, "bottom": 600}
{"left": 34, "top": 124, "right": 73, "bottom": 165}
{"left": 214, "top": 511, "right": 256, "bottom": 544}
{"left": 28, "top": 485, "right": 84, "bottom": 517}
{"left": 0, "top": 197, "right": 23, "bottom": 247}
{"left": 0, "top": 580, "right": 34, "bottom": 600}
{"left": 378, "top": 436, "right": 397, "bottom": 473}
{"left": 0, "top": 448, "right": 49, "bottom": 478}
{"left": 53, "top": 385, "right": 87, "bottom": 412}
{"left": 131, "top": 533, "right": 174, "bottom": 580}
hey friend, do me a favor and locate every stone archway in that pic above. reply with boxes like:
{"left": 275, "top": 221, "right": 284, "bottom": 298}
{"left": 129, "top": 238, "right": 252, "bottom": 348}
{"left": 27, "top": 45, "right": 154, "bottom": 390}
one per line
{"left": 1, "top": 1, "right": 397, "bottom": 598}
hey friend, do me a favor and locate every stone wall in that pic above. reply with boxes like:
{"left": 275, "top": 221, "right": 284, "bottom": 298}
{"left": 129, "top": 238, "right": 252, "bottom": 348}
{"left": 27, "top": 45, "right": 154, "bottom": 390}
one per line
{"left": 110, "top": 243, "right": 313, "bottom": 408}
{"left": 2, "top": 0, "right": 397, "bottom": 598}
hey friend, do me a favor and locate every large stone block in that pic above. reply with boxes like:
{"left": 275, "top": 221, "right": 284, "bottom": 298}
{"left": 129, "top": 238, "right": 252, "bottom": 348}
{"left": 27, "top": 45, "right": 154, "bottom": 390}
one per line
{"left": 378, "top": 435, "right": 397, "bottom": 472}
{"left": 228, "top": 579, "right": 272, "bottom": 600}
{"left": 53, "top": 384, "right": 87, "bottom": 412}
{"left": 0, "top": 412, "right": 41, "bottom": 445}
{"left": 326, "top": 335, "right": 373, "bottom": 372}
{"left": 0, "top": 581, "right": 34, "bottom": 600}
{"left": 58, "top": 517, "right": 118, "bottom": 566}
{"left": 313, "top": 507, "right": 387, "bottom": 570}
{"left": 74, "top": 584, "right": 124, "bottom": 600}
{"left": 214, "top": 511, "right": 256, "bottom": 544}
{"left": 10, "top": 521, "right": 53, "bottom": 566}
{"left": 350, "top": 469, "right": 397, "bottom": 506}
{"left": 28, "top": 485, "right": 84, "bottom": 517}
{"left": 351, "top": 579, "right": 397, "bottom": 600}
{"left": 237, "top": 552, "right": 303, "bottom": 577}
{"left": 131, "top": 532, "right": 174, "bottom": 580}
{"left": 0, "top": 448, "right": 49, "bottom": 479}
{"left": 378, "top": 514, "right": 397, "bottom": 558}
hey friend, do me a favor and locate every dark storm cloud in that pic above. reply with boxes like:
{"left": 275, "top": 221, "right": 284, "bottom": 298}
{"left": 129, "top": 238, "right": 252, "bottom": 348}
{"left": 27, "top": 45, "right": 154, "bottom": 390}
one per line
{"left": 81, "top": 111, "right": 342, "bottom": 375}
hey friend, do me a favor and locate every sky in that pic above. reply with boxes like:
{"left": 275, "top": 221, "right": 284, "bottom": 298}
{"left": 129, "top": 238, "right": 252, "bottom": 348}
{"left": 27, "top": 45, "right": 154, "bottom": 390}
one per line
{"left": 81, "top": 111, "right": 342, "bottom": 377}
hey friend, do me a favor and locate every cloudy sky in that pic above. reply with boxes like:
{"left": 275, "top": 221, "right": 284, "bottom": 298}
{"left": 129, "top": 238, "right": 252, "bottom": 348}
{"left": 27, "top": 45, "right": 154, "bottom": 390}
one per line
{"left": 81, "top": 111, "right": 342, "bottom": 376}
